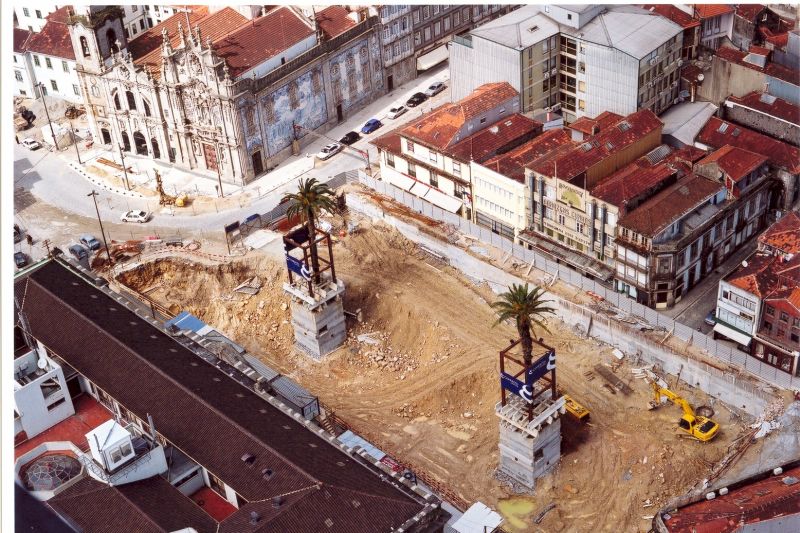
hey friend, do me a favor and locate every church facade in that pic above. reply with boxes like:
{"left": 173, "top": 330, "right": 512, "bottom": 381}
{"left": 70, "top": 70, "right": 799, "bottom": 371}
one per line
{"left": 66, "top": 6, "right": 383, "bottom": 186}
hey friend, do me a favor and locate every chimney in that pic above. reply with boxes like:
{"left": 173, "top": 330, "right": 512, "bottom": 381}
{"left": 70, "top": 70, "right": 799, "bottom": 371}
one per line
{"left": 272, "top": 496, "right": 284, "bottom": 508}
{"left": 591, "top": 124, "right": 599, "bottom": 136}
{"left": 250, "top": 511, "right": 261, "bottom": 525}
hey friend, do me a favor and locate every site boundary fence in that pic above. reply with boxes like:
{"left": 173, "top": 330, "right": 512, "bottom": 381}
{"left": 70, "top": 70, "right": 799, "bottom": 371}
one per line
{"left": 344, "top": 171, "right": 800, "bottom": 392}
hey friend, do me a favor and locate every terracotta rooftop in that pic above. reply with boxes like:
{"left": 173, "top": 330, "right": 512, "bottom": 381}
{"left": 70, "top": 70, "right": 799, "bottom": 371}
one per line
{"left": 727, "top": 91, "right": 800, "bottom": 125}
{"left": 693, "top": 4, "right": 735, "bottom": 19}
{"left": 735, "top": 3, "right": 766, "bottom": 21}
{"left": 763, "top": 285, "right": 800, "bottom": 317}
{"left": 16, "top": 261, "right": 435, "bottom": 533}
{"left": 482, "top": 129, "right": 574, "bottom": 183}
{"left": 26, "top": 8, "right": 75, "bottom": 60}
{"left": 529, "top": 109, "right": 663, "bottom": 182}
{"left": 127, "top": 6, "right": 210, "bottom": 60}
{"left": 372, "top": 128, "right": 403, "bottom": 155}
{"left": 643, "top": 4, "right": 700, "bottom": 29}
{"left": 724, "top": 254, "right": 800, "bottom": 298}
{"left": 567, "top": 111, "right": 624, "bottom": 136}
{"left": 661, "top": 465, "right": 800, "bottom": 533}
{"left": 696, "top": 145, "right": 767, "bottom": 182}
{"left": 617, "top": 174, "right": 724, "bottom": 238}
{"left": 715, "top": 46, "right": 799, "bottom": 86}
{"left": 14, "top": 28, "right": 33, "bottom": 54}
{"left": 759, "top": 211, "right": 800, "bottom": 255}
{"left": 399, "top": 82, "right": 519, "bottom": 150}
{"left": 133, "top": 8, "right": 248, "bottom": 80}
{"left": 445, "top": 114, "right": 542, "bottom": 163}
{"left": 760, "top": 25, "right": 790, "bottom": 48}
{"left": 591, "top": 146, "right": 682, "bottom": 214}
{"left": 214, "top": 7, "right": 316, "bottom": 79}
{"left": 697, "top": 117, "right": 800, "bottom": 174}
{"left": 316, "top": 5, "right": 356, "bottom": 39}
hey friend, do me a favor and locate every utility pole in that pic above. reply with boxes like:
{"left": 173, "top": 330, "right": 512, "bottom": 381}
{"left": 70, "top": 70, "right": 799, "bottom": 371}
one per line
{"left": 37, "top": 82, "right": 59, "bottom": 151}
{"left": 118, "top": 144, "right": 131, "bottom": 190}
{"left": 42, "top": 239, "right": 52, "bottom": 258}
{"left": 69, "top": 118, "right": 81, "bottom": 164}
{"left": 215, "top": 142, "right": 224, "bottom": 198}
{"left": 87, "top": 190, "right": 113, "bottom": 264}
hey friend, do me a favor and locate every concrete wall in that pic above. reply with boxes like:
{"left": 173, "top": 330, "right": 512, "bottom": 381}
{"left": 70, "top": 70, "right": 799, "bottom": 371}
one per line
{"left": 698, "top": 57, "right": 766, "bottom": 106}
{"left": 449, "top": 37, "right": 522, "bottom": 104}
{"left": 582, "top": 42, "right": 640, "bottom": 119}
{"left": 723, "top": 101, "right": 800, "bottom": 145}
{"left": 14, "top": 360, "right": 75, "bottom": 438}
{"left": 497, "top": 419, "right": 561, "bottom": 489}
{"left": 471, "top": 161, "right": 528, "bottom": 235}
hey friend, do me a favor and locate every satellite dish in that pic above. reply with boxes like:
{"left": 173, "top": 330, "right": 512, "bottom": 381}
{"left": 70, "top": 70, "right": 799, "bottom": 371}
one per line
{"left": 697, "top": 73, "right": 705, "bottom": 82}
{"left": 37, "top": 358, "right": 48, "bottom": 369}
{"left": 742, "top": 260, "right": 749, "bottom": 268}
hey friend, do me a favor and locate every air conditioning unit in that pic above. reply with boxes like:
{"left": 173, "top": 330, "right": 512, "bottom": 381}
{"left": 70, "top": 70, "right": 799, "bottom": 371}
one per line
{"left": 671, "top": 80, "right": 678, "bottom": 88}
{"left": 550, "top": 103, "right": 561, "bottom": 112}
{"left": 649, "top": 58, "right": 657, "bottom": 66}
{"left": 551, "top": 68, "right": 557, "bottom": 77}
{"left": 648, "top": 80, "right": 655, "bottom": 88}
{"left": 677, "top": 59, "right": 684, "bottom": 67}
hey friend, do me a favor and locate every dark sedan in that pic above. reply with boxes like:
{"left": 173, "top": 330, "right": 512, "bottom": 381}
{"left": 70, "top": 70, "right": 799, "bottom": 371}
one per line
{"left": 406, "top": 92, "right": 427, "bottom": 107}
{"left": 14, "top": 252, "right": 29, "bottom": 268}
{"left": 339, "top": 131, "right": 360, "bottom": 145}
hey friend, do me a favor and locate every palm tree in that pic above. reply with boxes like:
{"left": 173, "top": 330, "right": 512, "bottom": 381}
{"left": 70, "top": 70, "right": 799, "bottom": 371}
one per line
{"left": 282, "top": 177, "right": 338, "bottom": 283}
{"left": 491, "top": 284, "right": 556, "bottom": 367}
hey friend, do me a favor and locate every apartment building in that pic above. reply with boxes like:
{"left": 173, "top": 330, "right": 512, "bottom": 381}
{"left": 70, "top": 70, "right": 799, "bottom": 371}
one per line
{"left": 449, "top": 5, "right": 684, "bottom": 121}
{"left": 374, "top": 4, "right": 414, "bottom": 90}
{"left": 14, "top": 5, "right": 60, "bottom": 32}
{"left": 13, "top": 29, "right": 35, "bottom": 97}
{"left": 373, "top": 82, "right": 528, "bottom": 219}
{"left": 643, "top": 4, "right": 701, "bottom": 60}
{"left": 525, "top": 109, "right": 663, "bottom": 278}
{"left": 694, "top": 4, "right": 735, "bottom": 51}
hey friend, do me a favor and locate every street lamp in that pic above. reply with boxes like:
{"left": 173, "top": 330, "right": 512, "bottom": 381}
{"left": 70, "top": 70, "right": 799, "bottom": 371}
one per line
{"left": 87, "top": 190, "right": 112, "bottom": 264}
{"left": 36, "top": 82, "right": 59, "bottom": 151}
{"left": 215, "top": 143, "right": 224, "bottom": 198}
{"left": 118, "top": 143, "right": 131, "bottom": 190}
{"left": 69, "top": 118, "right": 81, "bottom": 164}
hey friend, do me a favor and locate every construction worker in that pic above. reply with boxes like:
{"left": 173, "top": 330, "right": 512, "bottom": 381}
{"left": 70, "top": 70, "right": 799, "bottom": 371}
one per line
{"left": 26, "top": 234, "right": 33, "bottom": 246}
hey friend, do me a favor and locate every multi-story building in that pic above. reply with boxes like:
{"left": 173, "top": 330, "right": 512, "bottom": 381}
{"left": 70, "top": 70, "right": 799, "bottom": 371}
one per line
{"left": 14, "top": 259, "right": 447, "bottom": 532}
{"left": 14, "top": 5, "right": 60, "bottom": 32}
{"left": 525, "top": 109, "right": 664, "bottom": 278}
{"left": 449, "top": 5, "right": 684, "bottom": 121}
{"left": 120, "top": 4, "right": 148, "bottom": 40}
{"left": 13, "top": 28, "right": 35, "bottom": 97}
{"left": 696, "top": 116, "right": 800, "bottom": 210}
{"left": 758, "top": 210, "right": 800, "bottom": 258}
{"left": 68, "top": 5, "right": 386, "bottom": 185}
{"left": 757, "top": 265, "right": 800, "bottom": 374}
{"left": 372, "top": 4, "right": 414, "bottom": 90}
{"left": 616, "top": 145, "right": 771, "bottom": 308}
{"left": 412, "top": 4, "right": 514, "bottom": 72}
{"left": 373, "top": 82, "right": 530, "bottom": 219}
{"left": 723, "top": 91, "right": 800, "bottom": 148}
{"left": 693, "top": 4, "right": 735, "bottom": 51}
{"left": 643, "top": 4, "right": 701, "bottom": 60}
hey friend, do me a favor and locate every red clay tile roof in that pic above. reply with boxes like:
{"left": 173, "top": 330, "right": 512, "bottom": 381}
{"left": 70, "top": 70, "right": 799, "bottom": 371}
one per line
{"left": 481, "top": 129, "right": 574, "bottom": 183}
{"left": 617, "top": 174, "right": 724, "bottom": 237}
{"left": 399, "top": 82, "right": 519, "bottom": 151}
{"left": 372, "top": 129, "right": 403, "bottom": 154}
{"left": 529, "top": 109, "right": 663, "bottom": 182}
{"left": 26, "top": 13, "right": 75, "bottom": 60}
{"left": 316, "top": 5, "right": 356, "bottom": 39}
{"left": 482, "top": 129, "right": 574, "bottom": 183}
{"left": 133, "top": 8, "right": 248, "bottom": 80}
{"left": 17, "top": 262, "right": 434, "bottom": 533}
{"left": 127, "top": 6, "right": 210, "bottom": 60}
{"left": 760, "top": 25, "right": 790, "bottom": 48}
{"left": 591, "top": 147, "right": 684, "bottom": 213}
{"left": 696, "top": 145, "right": 767, "bottom": 182}
{"left": 765, "top": 286, "right": 800, "bottom": 313}
{"left": 46, "top": 5, "right": 71, "bottom": 24}
{"left": 725, "top": 254, "right": 800, "bottom": 300}
{"left": 758, "top": 210, "right": 800, "bottom": 255}
{"left": 567, "top": 117, "right": 598, "bottom": 136}
{"left": 735, "top": 4, "right": 765, "bottom": 21}
{"left": 567, "top": 111, "right": 624, "bottom": 136}
{"left": 662, "top": 465, "right": 800, "bottom": 533}
{"left": 14, "top": 28, "right": 33, "bottom": 54}
{"left": 643, "top": 4, "right": 700, "bottom": 29}
{"left": 715, "top": 46, "right": 799, "bottom": 86}
{"left": 693, "top": 4, "right": 735, "bottom": 19}
{"left": 445, "top": 114, "right": 542, "bottom": 163}
{"left": 749, "top": 44, "right": 771, "bottom": 56}
{"left": 727, "top": 91, "right": 800, "bottom": 125}
{"left": 214, "top": 7, "right": 315, "bottom": 79}
{"left": 697, "top": 117, "right": 800, "bottom": 174}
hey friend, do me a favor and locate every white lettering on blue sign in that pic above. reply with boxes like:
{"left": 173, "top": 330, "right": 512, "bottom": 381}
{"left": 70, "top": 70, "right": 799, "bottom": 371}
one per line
{"left": 300, "top": 264, "right": 312, "bottom": 281}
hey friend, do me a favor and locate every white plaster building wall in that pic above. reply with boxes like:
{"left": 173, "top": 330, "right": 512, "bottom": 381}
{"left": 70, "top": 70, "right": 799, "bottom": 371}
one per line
{"left": 29, "top": 53, "right": 82, "bottom": 103}
{"left": 716, "top": 280, "right": 760, "bottom": 336}
{"left": 15, "top": 5, "right": 58, "bottom": 32}
{"left": 14, "top": 353, "right": 75, "bottom": 439}
{"left": 471, "top": 161, "right": 527, "bottom": 234}
{"left": 581, "top": 42, "right": 639, "bottom": 119}
{"left": 144, "top": 5, "right": 179, "bottom": 27}
{"left": 237, "top": 34, "right": 317, "bottom": 80}
{"left": 122, "top": 5, "right": 148, "bottom": 40}
{"left": 449, "top": 36, "right": 521, "bottom": 102}
{"left": 701, "top": 12, "right": 734, "bottom": 49}
{"left": 14, "top": 51, "right": 36, "bottom": 97}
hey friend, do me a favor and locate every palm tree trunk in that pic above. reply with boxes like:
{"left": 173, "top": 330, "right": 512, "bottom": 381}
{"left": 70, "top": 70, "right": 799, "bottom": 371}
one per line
{"left": 517, "top": 317, "right": 533, "bottom": 368}
{"left": 307, "top": 210, "right": 321, "bottom": 283}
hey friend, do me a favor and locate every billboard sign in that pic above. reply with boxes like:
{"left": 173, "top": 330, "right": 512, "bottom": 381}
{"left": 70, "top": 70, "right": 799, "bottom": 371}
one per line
{"left": 500, "top": 372, "right": 534, "bottom": 404}
{"left": 525, "top": 350, "right": 556, "bottom": 385}
{"left": 286, "top": 255, "right": 312, "bottom": 281}
{"left": 224, "top": 221, "right": 240, "bottom": 234}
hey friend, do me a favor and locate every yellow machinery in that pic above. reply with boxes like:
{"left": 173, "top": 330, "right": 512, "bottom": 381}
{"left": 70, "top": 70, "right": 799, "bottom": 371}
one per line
{"left": 562, "top": 394, "right": 591, "bottom": 422}
{"left": 154, "top": 170, "right": 189, "bottom": 207}
{"left": 648, "top": 381, "right": 719, "bottom": 442}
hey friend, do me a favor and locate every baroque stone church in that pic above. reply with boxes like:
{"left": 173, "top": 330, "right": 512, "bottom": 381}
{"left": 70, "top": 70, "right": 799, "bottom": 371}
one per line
{"left": 66, "top": 5, "right": 384, "bottom": 185}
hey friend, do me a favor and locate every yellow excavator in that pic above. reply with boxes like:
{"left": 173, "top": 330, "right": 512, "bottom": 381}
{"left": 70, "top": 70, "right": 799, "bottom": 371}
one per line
{"left": 648, "top": 381, "right": 720, "bottom": 442}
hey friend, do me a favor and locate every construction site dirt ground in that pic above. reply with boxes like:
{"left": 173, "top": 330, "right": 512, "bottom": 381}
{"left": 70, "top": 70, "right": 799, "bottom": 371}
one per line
{"left": 117, "top": 219, "right": 751, "bottom": 533}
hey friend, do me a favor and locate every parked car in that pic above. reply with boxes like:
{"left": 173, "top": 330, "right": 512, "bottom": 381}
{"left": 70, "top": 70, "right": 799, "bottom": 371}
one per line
{"left": 406, "top": 92, "right": 427, "bottom": 107}
{"left": 14, "top": 252, "right": 29, "bottom": 268}
{"left": 339, "top": 131, "right": 360, "bottom": 145}
{"left": 704, "top": 310, "right": 716, "bottom": 327}
{"left": 424, "top": 81, "right": 446, "bottom": 97}
{"left": 316, "top": 143, "right": 343, "bottom": 161}
{"left": 361, "top": 118, "right": 383, "bottom": 134}
{"left": 387, "top": 105, "right": 407, "bottom": 119}
{"left": 21, "top": 138, "right": 41, "bottom": 150}
{"left": 79, "top": 234, "right": 101, "bottom": 251}
{"left": 120, "top": 210, "right": 150, "bottom": 223}
{"left": 68, "top": 244, "right": 88, "bottom": 261}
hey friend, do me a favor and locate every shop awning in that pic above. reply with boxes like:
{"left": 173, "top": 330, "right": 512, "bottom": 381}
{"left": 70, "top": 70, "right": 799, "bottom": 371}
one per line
{"left": 423, "top": 187, "right": 463, "bottom": 213}
{"left": 713, "top": 323, "right": 752, "bottom": 347}
{"left": 417, "top": 44, "right": 448, "bottom": 71}
{"left": 390, "top": 172, "right": 415, "bottom": 191}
